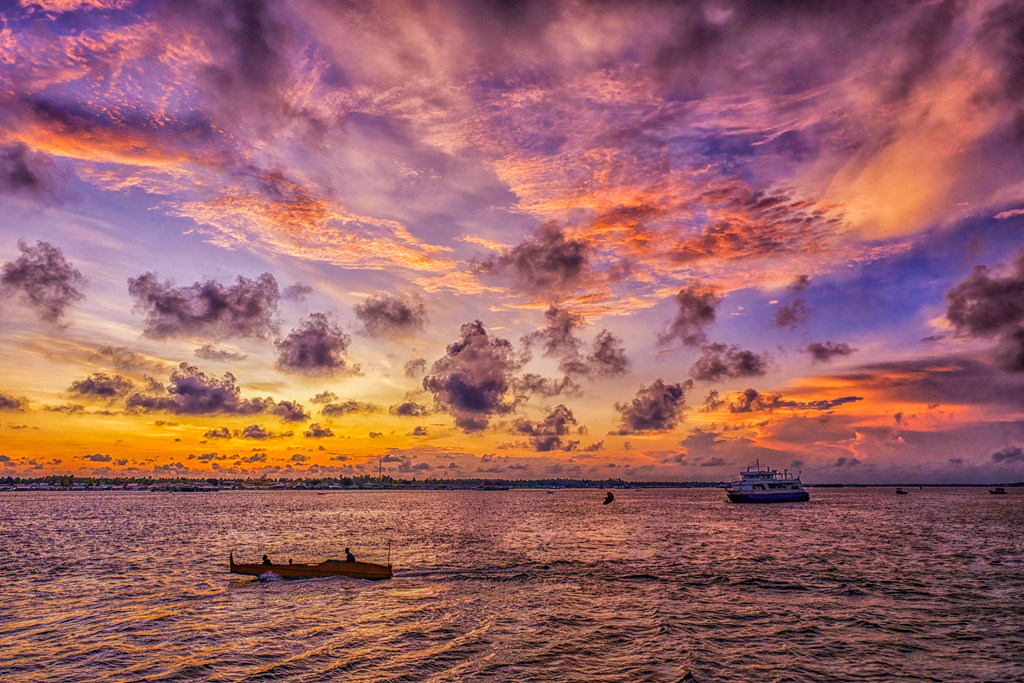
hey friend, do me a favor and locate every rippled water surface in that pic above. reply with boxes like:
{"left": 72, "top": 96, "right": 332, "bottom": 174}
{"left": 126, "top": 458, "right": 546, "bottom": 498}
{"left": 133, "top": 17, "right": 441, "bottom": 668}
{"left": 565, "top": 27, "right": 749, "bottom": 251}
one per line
{"left": 1, "top": 488, "right": 1022, "bottom": 682}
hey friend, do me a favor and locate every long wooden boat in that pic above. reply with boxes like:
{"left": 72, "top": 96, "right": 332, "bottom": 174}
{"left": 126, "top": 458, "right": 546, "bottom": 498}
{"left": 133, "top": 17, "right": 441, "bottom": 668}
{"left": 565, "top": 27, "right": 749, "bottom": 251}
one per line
{"left": 229, "top": 552, "right": 392, "bottom": 580}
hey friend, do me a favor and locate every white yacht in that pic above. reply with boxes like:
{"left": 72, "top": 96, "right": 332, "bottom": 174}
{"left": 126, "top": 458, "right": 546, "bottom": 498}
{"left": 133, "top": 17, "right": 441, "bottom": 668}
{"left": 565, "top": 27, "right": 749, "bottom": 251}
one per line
{"left": 725, "top": 460, "right": 809, "bottom": 503}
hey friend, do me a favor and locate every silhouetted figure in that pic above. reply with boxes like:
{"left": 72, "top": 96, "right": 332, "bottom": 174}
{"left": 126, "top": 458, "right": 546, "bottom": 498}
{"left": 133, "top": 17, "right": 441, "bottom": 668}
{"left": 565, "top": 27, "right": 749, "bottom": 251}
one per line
{"left": 262, "top": 554, "right": 272, "bottom": 565}
{"left": 603, "top": 491, "right": 615, "bottom": 505}
{"left": 288, "top": 558, "right": 293, "bottom": 565}
{"left": 345, "top": 547, "right": 356, "bottom": 562}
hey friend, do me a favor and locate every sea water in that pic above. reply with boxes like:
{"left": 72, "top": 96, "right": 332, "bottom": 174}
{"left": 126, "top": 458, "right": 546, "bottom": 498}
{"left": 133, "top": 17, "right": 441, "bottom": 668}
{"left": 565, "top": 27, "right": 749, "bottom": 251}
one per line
{"left": 1, "top": 488, "right": 1021, "bottom": 682}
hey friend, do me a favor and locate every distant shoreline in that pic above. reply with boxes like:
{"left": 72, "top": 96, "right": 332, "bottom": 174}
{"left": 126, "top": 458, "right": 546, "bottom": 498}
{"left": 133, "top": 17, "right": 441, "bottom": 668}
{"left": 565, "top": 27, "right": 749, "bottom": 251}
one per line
{"left": 2, "top": 477, "right": 1020, "bottom": 492}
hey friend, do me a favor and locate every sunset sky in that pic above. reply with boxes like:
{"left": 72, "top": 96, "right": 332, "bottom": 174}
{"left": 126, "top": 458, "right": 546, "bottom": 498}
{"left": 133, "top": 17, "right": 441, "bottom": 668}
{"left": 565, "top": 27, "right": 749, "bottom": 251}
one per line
{"left": 2, "top": 0, "right": 1024, "bottom": 483}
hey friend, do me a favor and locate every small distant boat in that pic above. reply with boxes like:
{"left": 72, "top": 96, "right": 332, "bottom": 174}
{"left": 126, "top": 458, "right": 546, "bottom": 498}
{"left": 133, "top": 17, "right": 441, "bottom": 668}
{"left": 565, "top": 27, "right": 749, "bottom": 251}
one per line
{"left": 229, "top": 552, "right": 392, "bottom": 580}
{"left": 896, "top": 488, "right": 909, "bottom": 495}
{"left": 989, "top": 487, "right": 1007, "bottom": 495}
{"left": 725, "top": 460, "right": 809, "bottom": 503}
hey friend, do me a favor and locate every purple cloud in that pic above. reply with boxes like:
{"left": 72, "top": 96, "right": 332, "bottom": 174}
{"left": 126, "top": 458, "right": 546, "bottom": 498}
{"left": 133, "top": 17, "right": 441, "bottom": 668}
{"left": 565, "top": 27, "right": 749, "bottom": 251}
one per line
{"left": 423, "top": 320, "right": 528, "bottom": 432}
{"left": 0, "top": 393, "right": 26, "bottom": 411}
{"left": 273, "top": 400, "right": 309, "bottom": 423}
{"left": 690, "top": 343, "right": 770, "bottom": 382}
{"left": 0, "top": 142, "right": 66, "bottom": 201}
{"left": 68, "top": 373, "right": 134, "bottom": 399}
{"left": 613, "top": 379, "right": 693, "bottom": 434}
{"left": 728, "top": 388, "right": 862, "bottom": 413}
{"left": 391, "top": 401, "right": 430, "bottom": 417}
{"left": 126, "top": 362, "right": 275, "bottom": 416}
{"left": 523, "top": 306, "right": 629, "bottom": 377}
{"left": 477, "top": 222, "right": 591, "bottom": 297}
{"left": 513, "top": 404, "right": 579, "bottom": 451}
{"left": 276, "top": 313, "right": 357, "bottom": 376}
{"left": 1, "top": 240, "right": 86, "bottom": 322}
{"left": 283, "top": 283, "right": 313, "bottom": 301}
{"left": 404, "top": 358, "right": 427, "bottom": 377}
{"left": 304, "top": 423, "right": 334, "bottom": 438}
{"left": 321, "top": 400, "right": 377, "bottom": 416}
{"left": 194, "top": 344, "right": 247, "bottom": 362}
{"left": 238, "top": 424, "right": 271, "bottom": 440}
{"left": 204, "top": 427, "right": 231, "bottom": 439}
{"left": 354, "top": 293, "right": 427, "bottom": 338}
{"left": 805, "top": 341, "right": 857, "bottom": 363}
{"left": 774, "top": 299, "right": 810, "bottom": 330}
{"left": 947, "top": 250, "right": 1024, "bottom": 371}
{"left": 128, "top": 271, "right": 280, "bottom": 339}
{"left": 658, "top": 283, "right": 721, "bottom": 347}
{"left": 991, "top": 446, "right": 1024, "bottom": 463}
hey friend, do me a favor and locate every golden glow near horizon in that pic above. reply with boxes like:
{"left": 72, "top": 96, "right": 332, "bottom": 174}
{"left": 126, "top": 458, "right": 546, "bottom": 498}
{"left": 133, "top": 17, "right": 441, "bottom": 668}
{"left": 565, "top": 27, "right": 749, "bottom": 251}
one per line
{"left": 2, "top": 1, "right": 1024, "bottom": 484}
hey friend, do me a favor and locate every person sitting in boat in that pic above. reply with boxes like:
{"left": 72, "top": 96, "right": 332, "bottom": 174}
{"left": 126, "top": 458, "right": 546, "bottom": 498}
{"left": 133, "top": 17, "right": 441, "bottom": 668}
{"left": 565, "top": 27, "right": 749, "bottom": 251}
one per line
{"left": 345, "top": 547, "right": 356, "bottom": 562}
{"left": 262, "top": 554, "right": 272, "bottom": 565}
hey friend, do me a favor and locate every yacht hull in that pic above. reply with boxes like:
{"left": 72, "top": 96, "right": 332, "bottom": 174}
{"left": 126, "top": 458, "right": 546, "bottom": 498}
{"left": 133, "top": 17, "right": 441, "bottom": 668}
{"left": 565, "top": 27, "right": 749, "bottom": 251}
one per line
{"left": 726, "top": 490, "right": 809, "bottom": 503}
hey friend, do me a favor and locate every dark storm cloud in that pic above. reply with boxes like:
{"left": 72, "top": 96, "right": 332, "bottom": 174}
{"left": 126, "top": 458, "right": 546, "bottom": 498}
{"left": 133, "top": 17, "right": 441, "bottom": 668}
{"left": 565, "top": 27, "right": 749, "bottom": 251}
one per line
{"left": 273, "top": 400, "right": 309, "bottom": 423}
{"left": 0, "top": 393, "right": 26, "bottom": 411}
{"left": 613, "top": 379, "right": 693, "bottom": 434}
{"left": 513, "top": 404, "right": 579, "bottom": 452}
{"left": 423, "top": 320, "right": 528, "bottom": 432}
{"left": 522, "top": 306, "right": 629, "bottom": 377}
{"left": 1, "top": 240, "right": 86, "bottom": 322}
{"left": 658, "top": 283, "right": 721, "bottom": 347}
{"left": 946, "top": 250, "right": 1024, "bottom": 371}
{"left": 68, "top": 373, "right": 134, "bottom": 399}
{"left": 354, "top": 293, "right": 427, "bottom": 338}
{"left": 321, "top": 400, "right": 378, "bottom": 416}
{"left": 476, "top": 222, "right": 591, "bottom": 296}
{"left": 304, "top": 423, "right": 334, "bottom": 438}
{"left": 391, "top": 401, "right": 430, "bottom": 417}
{"left": 127, "top": 272, "right": 280, "bottom": 339}
{"left": 0, "top": 142, "right": 65, "bottom": 201}
{"left": 991, "top": 446, "right": 1024, "bottom": 463}
{"left": 805, "top": 341, "right": 857, "bottom": 363}
{"left": 275, "top": 313, "right": 357, "bottom": 376}
{"left": 194, "top": 344, "right": 247, "bottom": 362}
{"left": 204, "top": 427, "right": 231, "bottom": 439}
{"left": 125, "top": 362, "right": 277, "bottom": 416}
{"left": 690, "top": 343, "right": 769, "bottom": 382}
{"left": 728, "top": 388, "right": 862, "bottom": 413}
{"left": 404, "top": 358, "right": 427, "bottom": 377}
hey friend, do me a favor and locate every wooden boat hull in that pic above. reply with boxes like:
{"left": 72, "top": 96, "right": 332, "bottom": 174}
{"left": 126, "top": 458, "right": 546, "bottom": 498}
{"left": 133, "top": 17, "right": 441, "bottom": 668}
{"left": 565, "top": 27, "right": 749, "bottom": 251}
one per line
{"left": 230, "top": 553, "right": 392, "bottom": 580}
